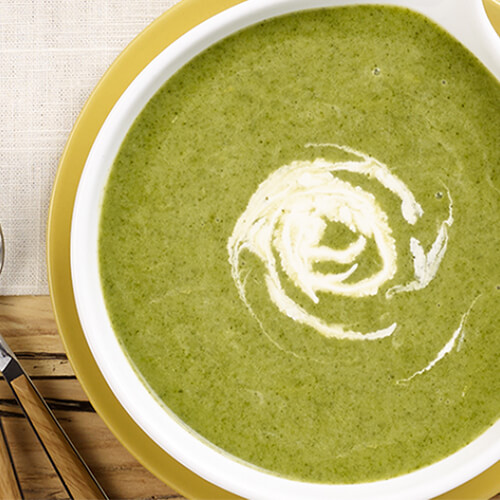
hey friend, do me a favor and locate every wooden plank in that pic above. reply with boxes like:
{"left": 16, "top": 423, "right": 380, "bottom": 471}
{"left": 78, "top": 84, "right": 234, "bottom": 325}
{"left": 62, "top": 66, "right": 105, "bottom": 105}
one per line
{"left": 8, "top": 357, "right": 73, "bottom": 378}
{"left": 2, "top": 335, "right": 65, "bottom": 355}
{"left": 0, "top": 296, "right": 72, "bottom": 378}
{"left": 0, "top": 378, "right": 92, "bottom": 420}
{"left": 0, "top": 378, "right": 88, "bottom": 402}
{"left": 0, "top": 296, "right": 62, "bottom": 340}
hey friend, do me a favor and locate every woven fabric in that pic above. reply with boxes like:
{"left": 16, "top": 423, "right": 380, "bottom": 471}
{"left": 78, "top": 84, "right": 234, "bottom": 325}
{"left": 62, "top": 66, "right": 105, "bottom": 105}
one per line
{"left": 0, "top": 0, "right": 181, "bottom": 295}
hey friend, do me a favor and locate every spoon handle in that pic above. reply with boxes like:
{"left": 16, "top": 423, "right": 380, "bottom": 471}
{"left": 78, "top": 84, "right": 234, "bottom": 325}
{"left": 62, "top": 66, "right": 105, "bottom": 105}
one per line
{"left": 4, "top": 361, "right": 107, "bottom": 500}
{"left": 0, "top": 417, "right": 23, "bottom": 499}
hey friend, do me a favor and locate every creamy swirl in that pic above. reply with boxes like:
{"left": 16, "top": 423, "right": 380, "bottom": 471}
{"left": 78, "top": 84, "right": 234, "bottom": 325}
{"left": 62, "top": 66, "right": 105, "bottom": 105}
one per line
{"left": 227, "top": 145, "right": 451, "bottom": 341}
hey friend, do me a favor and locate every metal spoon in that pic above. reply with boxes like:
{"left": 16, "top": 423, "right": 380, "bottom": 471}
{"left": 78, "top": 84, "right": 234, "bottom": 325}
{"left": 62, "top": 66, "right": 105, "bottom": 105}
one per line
{"left": 0, "top": 224, "right": 107, "bottom": 500}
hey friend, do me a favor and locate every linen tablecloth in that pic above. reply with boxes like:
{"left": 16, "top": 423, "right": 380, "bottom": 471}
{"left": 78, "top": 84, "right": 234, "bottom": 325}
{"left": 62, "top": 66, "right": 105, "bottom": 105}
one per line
{"left": 0, "top": 0, "right": 180, "bottom": 295}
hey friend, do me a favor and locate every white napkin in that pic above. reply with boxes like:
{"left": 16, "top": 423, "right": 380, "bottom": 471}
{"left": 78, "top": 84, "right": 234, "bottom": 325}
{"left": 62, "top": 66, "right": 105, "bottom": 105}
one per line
{"left": 0, "top": 0, "right": 180, "bottom": 295}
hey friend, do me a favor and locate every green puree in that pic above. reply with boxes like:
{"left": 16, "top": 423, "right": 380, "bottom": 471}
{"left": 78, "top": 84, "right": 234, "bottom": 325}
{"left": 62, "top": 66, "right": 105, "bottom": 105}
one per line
{"left": 99, "top": 6, "right": 500, "bottom": 483}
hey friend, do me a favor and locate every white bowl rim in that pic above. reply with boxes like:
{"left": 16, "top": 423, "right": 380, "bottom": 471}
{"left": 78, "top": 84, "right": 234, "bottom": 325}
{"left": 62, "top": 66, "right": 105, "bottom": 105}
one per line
{"left": 71, "top": 1, "right": 500, "bottom": 499}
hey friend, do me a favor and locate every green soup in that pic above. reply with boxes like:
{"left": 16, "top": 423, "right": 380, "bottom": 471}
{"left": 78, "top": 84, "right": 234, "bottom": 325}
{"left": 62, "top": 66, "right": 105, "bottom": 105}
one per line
{"left": 99, "top": 5, "right": 500, "bottom": 483}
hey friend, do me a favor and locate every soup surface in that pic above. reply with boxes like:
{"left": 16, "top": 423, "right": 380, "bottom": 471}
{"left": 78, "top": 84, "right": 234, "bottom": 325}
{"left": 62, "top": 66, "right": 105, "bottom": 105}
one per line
{"left": 99, "top": 5, "right": 500, "bottom": 483}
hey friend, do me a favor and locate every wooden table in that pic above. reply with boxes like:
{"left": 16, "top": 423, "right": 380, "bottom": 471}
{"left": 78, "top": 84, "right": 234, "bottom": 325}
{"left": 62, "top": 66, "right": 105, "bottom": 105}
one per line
{"left": 1, "top": 295, "right": 499, "bottom": 500}
{"left": 0, "top": 295, "right": 185, "bottom": 499}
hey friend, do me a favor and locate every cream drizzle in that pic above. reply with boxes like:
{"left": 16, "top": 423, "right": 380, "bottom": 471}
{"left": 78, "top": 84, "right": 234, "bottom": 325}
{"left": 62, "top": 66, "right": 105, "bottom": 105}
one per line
{"left": 229, "top": 146, "right": 420, "bottom": 340}
{"left": 227, "top": 144, "right": 454, "bottom": 341}
{"left": 386, "top": 188, "right": 454, "bottom": 299}
{"left": 397, "top": 296, "right": 480, "bottom": 383}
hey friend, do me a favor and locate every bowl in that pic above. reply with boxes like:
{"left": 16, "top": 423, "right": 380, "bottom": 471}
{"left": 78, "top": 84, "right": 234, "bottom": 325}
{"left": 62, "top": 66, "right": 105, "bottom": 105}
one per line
{"left": 71, "top": 1, "right": 500, "bottom": 498}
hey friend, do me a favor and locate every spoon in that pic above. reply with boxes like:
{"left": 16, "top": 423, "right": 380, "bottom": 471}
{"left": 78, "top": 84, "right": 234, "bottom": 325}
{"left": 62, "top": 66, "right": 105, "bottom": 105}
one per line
{"left": 0, "top": 224, "right": 107, "bottom": 499}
